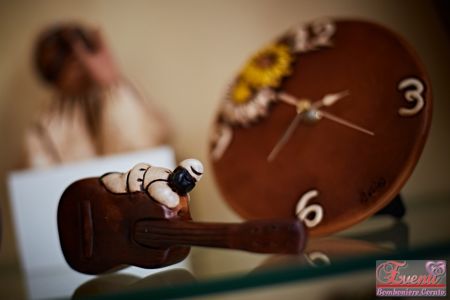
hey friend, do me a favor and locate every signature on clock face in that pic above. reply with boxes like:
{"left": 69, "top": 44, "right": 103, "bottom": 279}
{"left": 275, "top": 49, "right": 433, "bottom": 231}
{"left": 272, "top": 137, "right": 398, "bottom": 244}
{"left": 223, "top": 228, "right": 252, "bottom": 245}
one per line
{"left": 360, "top": 177, "right": 387, "bottom": 204}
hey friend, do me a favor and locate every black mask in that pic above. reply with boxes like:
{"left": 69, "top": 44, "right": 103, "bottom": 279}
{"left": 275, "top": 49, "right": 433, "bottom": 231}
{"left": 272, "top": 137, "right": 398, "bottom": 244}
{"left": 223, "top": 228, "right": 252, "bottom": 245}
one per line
{"left": 168, "top": 167, "right": 196, "bottom": 195}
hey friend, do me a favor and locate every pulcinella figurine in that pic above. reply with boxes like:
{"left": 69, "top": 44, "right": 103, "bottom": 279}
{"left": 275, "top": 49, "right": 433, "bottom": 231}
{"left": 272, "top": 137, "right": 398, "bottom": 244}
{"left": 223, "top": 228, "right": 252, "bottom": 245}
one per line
{"left": 58, "top": 159, "right": 307, "bottom": 275}
{"left": 100, "top": 159, "right": 204, "bottom": 208}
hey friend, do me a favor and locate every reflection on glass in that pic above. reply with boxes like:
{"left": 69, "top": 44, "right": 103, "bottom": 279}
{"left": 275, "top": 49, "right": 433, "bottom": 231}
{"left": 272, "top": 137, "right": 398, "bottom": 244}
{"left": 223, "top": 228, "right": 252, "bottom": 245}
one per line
{"left": 73, "top": 269, "right": 195, "bottom": 299}
{"left": 71, "top": 219, "right": 409, "bottom": 298}
{"left": 252, "top": 221, "right": 409, "bottom": 272}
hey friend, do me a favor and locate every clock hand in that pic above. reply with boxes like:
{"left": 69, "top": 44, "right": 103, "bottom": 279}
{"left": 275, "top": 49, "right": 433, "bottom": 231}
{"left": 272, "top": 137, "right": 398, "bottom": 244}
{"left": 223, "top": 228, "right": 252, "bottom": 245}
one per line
{"left": 277, "top": 92, "right": 298, "bottom": 106}
{"left": 316, "top": 110, "right": 374, "bottom": 136}
{"left": 312, "top": 90, "right": 350, "bottom": 109}
{"left": 278, "top": 90, "right": 349, "bottom": 109}
{"left": 268, "top": 91, "right": 356, "bottom": 161}
{"left": 267, "top": 112, "right": 304, "bottom": 162}
{"left": 268, "top": 99, "right": 313, "bottom": 162}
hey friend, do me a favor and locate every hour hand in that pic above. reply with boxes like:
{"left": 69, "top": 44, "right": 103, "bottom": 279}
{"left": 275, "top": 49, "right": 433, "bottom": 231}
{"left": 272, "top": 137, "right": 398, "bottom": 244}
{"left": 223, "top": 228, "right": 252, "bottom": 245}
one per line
{"left": 312, "top": 90, "right": 350, "bottom": 109}
{"left": 278, "top": 90, "right": 349, "bottom": 109}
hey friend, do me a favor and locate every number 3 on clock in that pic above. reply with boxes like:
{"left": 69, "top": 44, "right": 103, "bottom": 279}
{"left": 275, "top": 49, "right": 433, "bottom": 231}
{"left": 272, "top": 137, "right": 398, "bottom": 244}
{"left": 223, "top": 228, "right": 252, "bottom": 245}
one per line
{"left": 398, "top": 77, "right": 425, "bottom": 117}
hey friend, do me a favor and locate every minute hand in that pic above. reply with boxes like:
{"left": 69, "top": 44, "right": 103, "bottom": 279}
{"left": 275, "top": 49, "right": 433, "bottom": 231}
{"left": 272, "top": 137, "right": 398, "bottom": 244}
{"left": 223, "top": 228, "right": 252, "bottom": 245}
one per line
{"left": 316, "top": 110, "right": 375, "bottom": 136}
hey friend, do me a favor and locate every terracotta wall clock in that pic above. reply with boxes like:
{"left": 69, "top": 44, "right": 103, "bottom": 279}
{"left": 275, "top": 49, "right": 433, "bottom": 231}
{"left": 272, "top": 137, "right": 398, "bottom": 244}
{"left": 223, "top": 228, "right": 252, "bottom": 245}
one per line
{"left": 209, "top": 18, "right": 432, "bottom": 236}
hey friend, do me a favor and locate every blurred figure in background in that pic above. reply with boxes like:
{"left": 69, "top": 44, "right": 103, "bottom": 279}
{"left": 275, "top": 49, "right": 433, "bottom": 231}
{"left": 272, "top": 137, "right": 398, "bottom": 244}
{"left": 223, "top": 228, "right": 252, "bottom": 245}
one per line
{"left": 24, "top": 22, "right": 170, "bottom": 168}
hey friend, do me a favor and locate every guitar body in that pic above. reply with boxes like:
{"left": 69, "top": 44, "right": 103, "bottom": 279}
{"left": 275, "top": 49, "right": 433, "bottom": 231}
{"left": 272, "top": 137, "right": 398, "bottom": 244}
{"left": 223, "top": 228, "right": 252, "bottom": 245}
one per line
{"left": 58, "top": 178, "right": 191, "bottom": 275}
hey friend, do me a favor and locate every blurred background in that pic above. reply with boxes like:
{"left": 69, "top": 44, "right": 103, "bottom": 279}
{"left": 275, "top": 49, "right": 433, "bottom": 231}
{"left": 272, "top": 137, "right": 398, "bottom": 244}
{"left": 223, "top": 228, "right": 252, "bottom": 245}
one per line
{"left": 0, "top": 0, "right": 449, "bottom": 299}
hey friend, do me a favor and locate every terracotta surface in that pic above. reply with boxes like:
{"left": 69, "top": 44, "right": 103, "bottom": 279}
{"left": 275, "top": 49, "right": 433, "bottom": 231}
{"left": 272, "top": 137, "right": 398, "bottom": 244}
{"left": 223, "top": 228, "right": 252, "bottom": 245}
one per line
{"left": 211, "top": 19, "right": 432, "bottom": 236}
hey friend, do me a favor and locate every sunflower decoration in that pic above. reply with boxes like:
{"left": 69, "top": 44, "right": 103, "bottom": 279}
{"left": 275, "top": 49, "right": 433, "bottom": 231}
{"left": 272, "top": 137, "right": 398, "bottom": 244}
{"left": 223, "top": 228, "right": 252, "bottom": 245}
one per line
{"left": 212, "top": 19, "right": 336, "bottom": 161}
{"left": 220, "top": 42, "right": 295, "bottom": 126}
{"left": 240, "top": 43, "right": 293, "bottom": 89}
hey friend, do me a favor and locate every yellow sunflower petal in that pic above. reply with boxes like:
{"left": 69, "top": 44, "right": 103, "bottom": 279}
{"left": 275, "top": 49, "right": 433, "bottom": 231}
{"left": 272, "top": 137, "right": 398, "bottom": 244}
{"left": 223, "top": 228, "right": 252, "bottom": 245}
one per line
{"left": 240, "top": 43, "right": 294, "bottom": 89}
{"left": 232, "top": 81, "right": 252, "bottom": 104}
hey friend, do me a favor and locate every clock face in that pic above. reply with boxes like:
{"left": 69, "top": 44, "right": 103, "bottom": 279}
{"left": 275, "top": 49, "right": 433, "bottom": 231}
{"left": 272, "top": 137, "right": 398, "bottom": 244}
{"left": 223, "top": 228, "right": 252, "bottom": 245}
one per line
{"left": 209, "top": 19, "right": 432, "bottom": 236}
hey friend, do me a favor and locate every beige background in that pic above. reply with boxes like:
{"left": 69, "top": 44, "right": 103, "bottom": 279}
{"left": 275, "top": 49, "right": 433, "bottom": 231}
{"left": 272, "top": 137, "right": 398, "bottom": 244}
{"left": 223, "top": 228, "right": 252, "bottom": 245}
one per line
{"left": 0, "top": 0, "right": 449, "bottom": 298}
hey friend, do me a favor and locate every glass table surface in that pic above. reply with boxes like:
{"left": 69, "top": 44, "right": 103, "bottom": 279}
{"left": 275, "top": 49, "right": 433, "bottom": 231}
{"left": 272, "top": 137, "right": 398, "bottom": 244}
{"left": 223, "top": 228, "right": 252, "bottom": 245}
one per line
{"left": 3, "top": 194, "right": 450, "bottom": 300}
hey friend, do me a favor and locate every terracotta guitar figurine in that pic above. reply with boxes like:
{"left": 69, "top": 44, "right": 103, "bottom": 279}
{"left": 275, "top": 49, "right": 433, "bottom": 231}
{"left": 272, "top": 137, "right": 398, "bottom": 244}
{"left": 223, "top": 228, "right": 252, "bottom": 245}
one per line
{"left": 58, "top": 159, "right": 307, "bottom": 274}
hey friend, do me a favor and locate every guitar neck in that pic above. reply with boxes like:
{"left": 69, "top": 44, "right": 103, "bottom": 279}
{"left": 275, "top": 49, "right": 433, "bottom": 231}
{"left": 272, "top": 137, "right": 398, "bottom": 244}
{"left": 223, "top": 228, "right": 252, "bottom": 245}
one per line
{"left": 134, "top": 219, "right": 306, "bottom": 254}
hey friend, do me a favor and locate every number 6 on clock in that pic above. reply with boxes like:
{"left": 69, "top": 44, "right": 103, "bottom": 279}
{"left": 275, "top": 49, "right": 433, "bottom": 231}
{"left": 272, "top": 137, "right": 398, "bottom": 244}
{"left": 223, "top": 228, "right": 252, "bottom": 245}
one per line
{"left": 295, "top": 189, "right": 324, "bottom": 228}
